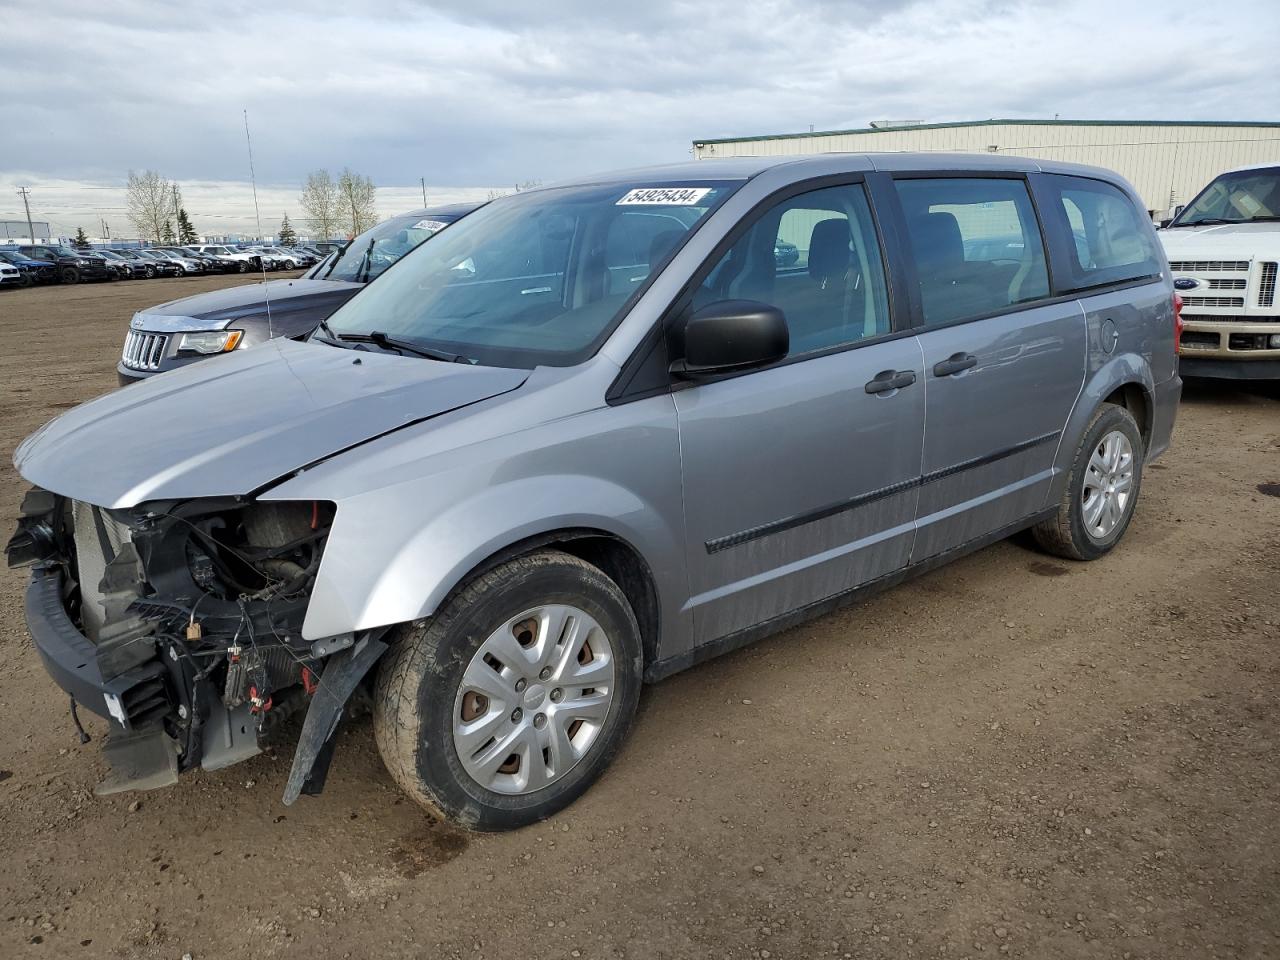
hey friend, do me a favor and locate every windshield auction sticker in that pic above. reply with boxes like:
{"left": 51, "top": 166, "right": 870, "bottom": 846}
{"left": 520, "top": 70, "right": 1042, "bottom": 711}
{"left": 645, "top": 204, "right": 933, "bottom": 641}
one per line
{"left": 412, "top": 219, "right": 450, "bottom": 232}
{"left": 617, "top": 187, "right": 712, "bottom": 205}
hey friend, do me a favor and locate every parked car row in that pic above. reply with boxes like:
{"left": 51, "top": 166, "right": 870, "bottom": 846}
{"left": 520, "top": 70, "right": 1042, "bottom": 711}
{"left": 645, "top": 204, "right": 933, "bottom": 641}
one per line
{"left": 0, "top": 242, "right": 332, "bottom": 287}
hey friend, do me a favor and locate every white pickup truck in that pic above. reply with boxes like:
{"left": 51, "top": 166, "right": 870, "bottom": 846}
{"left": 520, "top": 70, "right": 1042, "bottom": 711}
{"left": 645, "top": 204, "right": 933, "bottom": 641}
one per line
{"left": 1159, "top": 163, "right": 1280, "bottom": 380}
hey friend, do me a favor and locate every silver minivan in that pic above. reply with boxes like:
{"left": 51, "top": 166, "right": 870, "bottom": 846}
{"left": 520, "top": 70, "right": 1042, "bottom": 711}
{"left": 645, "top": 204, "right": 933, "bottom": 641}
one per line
{"left": 7, "top": 153, "right": 1180, "bottom": 830}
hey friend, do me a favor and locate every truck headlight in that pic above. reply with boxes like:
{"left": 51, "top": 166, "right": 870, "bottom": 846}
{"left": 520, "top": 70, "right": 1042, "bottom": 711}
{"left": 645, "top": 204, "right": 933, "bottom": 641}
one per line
{"left": 1270, "top": 335, "right": 1280, "bottom": 349}
{"left": 178, "top": 330, "right": 244, "bottom": 354}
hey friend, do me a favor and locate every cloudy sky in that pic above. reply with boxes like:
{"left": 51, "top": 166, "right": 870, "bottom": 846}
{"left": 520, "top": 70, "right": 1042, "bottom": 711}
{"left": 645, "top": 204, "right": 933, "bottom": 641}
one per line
{"left": 3, "top": 0, "right": 1278, "bottom": 237}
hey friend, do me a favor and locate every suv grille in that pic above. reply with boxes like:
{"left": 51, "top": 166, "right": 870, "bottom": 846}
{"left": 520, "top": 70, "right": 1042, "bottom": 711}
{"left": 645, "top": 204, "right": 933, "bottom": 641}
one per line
{"left": 1259, "top": 262, "right": 1278, "bottom": 308}
{"left": 1168, "top": 260, "right": 1250, "bottom": 272}
{"left": 1179, "top": 296, "right": 1245, "bottom": 308}
{"left": 122, "top": 331, "right": 168, "bottom": 370}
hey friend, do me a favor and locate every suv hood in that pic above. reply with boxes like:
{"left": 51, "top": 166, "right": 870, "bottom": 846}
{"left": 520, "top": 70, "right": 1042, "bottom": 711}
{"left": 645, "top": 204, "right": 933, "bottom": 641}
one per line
{"left": 16, "top": 338, "right": 527, "bottom": 509}
{"left": 135, "top": 278, "right": 365, "bottom": 331}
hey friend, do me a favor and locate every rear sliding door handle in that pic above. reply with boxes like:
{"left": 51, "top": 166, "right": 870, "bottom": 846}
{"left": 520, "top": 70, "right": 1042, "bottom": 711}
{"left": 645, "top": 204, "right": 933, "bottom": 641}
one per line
{"left": 932, "top": 352, "right": 978, "bottom": 377}
{"left": 864, "top": 369, "right": 917, "bottom": 394}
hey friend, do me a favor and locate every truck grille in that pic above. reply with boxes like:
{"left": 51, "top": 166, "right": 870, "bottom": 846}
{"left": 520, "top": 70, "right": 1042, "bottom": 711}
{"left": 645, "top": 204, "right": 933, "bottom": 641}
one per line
{"left": 122, "top": 331, "right": 169, "bottom": 370}
{"left": 1168, "top": 260, "right": 1250, "bottom": 272}
{"left": 1179, "top": 296, "right": 1245, "bottom": 308}
{"left": 1260, "top": 262, "right": 1277, "bottom": 308}
{"left": 1206, "top": 278, "right": 1246, "bottom": 290}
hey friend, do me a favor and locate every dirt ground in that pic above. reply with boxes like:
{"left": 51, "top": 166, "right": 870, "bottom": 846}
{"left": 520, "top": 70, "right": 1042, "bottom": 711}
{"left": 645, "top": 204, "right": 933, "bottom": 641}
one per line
{"left": 0, "top": 274, "right": 1278, "bottom": 960}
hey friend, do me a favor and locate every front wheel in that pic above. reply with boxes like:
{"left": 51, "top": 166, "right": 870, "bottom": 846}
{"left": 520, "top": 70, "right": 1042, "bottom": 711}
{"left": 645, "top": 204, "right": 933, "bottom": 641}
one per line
{"left": 60, "top": 266, "right": 80, "bottom": 284}
{"left": 374, "top": 550, "right": 643, "bottom": 831}
{"left": 1033, "top": 403, "right": 1144, "bottom": 561}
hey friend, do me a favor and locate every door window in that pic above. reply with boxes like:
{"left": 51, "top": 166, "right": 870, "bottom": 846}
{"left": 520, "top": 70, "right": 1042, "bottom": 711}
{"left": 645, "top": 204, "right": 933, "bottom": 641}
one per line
{"left": 695, "top": 183, "right": 890, "bottom": 356}
{"left": 894, "top": 178, "right": 1050, "bottom": 326}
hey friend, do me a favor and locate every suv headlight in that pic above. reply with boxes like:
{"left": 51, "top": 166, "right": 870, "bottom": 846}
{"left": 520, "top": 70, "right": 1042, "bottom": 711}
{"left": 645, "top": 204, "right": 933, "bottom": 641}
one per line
{"left": 177, "top": 330, "right": 244, "bottom": 355}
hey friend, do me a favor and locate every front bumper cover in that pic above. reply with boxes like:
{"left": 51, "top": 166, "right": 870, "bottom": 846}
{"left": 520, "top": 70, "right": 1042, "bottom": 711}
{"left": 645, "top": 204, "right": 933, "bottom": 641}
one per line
{"left": 25, "top": 566, "right": 169, "bottom": 730}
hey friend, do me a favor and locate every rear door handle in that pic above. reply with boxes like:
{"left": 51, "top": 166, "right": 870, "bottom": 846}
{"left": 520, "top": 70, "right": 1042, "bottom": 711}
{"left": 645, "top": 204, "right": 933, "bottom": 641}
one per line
{"left": 864, "top": 369, "right": 917, "bottom": 394}
{"left": 932, "top": 352, "right": 978, "bottom": 377}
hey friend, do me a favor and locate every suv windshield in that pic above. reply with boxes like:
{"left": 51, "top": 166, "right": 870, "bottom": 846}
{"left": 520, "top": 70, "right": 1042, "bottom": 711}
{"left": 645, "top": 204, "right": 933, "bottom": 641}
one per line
{"left": 323, "top": 181, "right": 740, "bottom": 367}
{"left": 322, "top": 213, "right": 460, "bottom": 284}
{"left": 1171, "top": 167, "right": 1280, "bottom": 226}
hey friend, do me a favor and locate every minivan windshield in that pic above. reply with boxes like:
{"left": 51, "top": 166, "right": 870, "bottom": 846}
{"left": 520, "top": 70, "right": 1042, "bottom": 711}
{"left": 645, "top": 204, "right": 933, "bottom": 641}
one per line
{"left": 322, "top": 180, "right": 740, "bottom": 367}
{"left": 1170, "top": 167, "right": 1280, "bottom": 226}
{"left": 321, "top": 212, "right": 461, "bottom": 284}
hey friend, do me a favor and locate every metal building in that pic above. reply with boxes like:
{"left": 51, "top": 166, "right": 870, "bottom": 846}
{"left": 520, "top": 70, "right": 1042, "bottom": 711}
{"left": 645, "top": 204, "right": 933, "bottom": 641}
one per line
{"left": 692, "top": 120, "right": 1280, "bottom": 217}
{"left": 1, "top": 220, "right": 52, "bottom": 241}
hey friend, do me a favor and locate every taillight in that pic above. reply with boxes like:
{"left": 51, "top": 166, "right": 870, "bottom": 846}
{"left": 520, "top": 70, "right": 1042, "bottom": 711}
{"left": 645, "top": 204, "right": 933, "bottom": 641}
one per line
{"left": 1173, "top": 292, "right": 1184, "bottom": 355}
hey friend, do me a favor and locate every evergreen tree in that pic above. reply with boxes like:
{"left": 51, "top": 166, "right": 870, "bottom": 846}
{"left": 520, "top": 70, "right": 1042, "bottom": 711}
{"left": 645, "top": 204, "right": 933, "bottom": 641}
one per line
{"left": 162, "top": 219, "right": 175, "bottom": 243}
{"left": 278, "top": 213, "right": 297, "bottom": 246}
{"left": 73, "top": 227, "right": 91, "bottom": 250}
{"left": 176, "top": 208, "right": 198, "bottom": 244}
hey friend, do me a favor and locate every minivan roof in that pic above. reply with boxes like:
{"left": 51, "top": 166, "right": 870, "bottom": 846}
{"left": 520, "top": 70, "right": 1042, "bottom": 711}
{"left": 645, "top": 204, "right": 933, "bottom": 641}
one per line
{"left": 542, "top": 152, "right": 1133, "bottom": 192}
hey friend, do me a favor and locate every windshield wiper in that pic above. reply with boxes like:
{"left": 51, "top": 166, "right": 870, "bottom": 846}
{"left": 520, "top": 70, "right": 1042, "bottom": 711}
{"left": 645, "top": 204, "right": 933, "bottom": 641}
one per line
{"left": 335, "top": 330, "right": 465, "bottom": 363}
{"left": 312, "top": 316, "right": 342, "bottom": 344}
{"left": 1171, "top": 217, "right": 1245, "bottom": 227}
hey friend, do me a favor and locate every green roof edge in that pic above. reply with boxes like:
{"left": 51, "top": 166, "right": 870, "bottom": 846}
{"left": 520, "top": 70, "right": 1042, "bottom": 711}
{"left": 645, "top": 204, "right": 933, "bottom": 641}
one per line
{"left": 692, "top": 118, "right": 1280, "bottom": 147}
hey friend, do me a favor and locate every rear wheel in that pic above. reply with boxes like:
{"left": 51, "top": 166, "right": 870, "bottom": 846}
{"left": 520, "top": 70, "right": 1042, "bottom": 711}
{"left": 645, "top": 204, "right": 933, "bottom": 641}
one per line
{"left": 374, "top": 550, "right": 643, "bottom": 831}
{"left": 1033, "top": 403, "right": 1144, "bottom": 561}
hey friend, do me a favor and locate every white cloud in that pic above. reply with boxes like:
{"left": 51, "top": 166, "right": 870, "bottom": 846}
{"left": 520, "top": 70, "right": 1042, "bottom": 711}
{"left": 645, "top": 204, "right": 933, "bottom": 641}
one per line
{"left": 1, "top": 0, "right": 1277, "bottom": 235}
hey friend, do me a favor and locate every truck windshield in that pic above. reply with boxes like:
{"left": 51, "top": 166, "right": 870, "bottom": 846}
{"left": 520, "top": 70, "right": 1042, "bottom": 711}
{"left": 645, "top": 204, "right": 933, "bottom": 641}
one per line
{"left": 322, "top": 180, "right": 740, "bottom": 367}
{"left": 1171, "top": 167, "right": 1280, "bottom": 226}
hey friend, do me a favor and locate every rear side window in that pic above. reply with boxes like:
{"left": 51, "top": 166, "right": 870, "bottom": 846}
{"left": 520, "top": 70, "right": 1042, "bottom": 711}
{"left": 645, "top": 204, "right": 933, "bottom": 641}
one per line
{"left": 1040, "top": 175, "right": 1161, "bottom": 290}
{"left": 893, "top": 178, "right": 1050, "bottom": 326}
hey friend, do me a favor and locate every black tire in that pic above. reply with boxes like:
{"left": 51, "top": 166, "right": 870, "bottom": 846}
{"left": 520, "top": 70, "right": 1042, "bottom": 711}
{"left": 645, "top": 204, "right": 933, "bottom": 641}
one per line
{"left": 60, "top": 266, "right": 80, "bottom": 284}
{"left": 144, "top": 266, "right": 156, "bottom": 279}
{"left": 374, "top": 550, "right": 644, "bottom": 831}
{"left": 237, "top": 261, "right": 249, "bottom": 273}
{"left": 1033, "top": 403, "right": 1144, "bottom": 561}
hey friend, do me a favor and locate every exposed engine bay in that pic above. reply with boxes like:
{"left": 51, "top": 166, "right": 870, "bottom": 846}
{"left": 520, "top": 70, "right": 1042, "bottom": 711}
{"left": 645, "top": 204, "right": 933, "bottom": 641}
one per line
{"left": 7, "top": 487, "right": 384, "bottom": 797}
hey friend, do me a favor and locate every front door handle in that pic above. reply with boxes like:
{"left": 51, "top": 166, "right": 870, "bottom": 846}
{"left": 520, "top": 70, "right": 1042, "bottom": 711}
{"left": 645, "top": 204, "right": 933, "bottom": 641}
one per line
{"left": 864, "top": 369, "right": 917, "bottom": 394}
{"left": 932, "top": 352, "right": 978, "bottom": 377}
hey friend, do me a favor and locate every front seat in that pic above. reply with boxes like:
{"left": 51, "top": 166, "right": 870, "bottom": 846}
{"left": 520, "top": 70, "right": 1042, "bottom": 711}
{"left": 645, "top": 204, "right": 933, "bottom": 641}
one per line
{"left": 781, "top": 218, "right": 861, "bottom": 351}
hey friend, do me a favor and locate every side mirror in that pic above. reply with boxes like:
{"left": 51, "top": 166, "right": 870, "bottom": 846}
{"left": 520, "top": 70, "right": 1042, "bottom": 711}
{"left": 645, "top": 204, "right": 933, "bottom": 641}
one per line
{"left": 671, "top": 299, "right": 789, "bottom": 378}
{"left": 1158, "top": 218, "right": 1172, "bottom": 229}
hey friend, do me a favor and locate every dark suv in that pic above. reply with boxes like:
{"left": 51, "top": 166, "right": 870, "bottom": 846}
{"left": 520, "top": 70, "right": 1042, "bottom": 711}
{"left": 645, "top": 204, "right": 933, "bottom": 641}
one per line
{"left": 17, "top": 245, "right": 111, "bottom": 284}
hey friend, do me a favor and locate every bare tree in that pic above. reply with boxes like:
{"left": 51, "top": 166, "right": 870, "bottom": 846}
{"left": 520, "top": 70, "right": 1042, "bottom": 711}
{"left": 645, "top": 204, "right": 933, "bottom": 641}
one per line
{"left": 299, "top": 170, "right": 342, "bottom": 240}
{"left": 337, "top": 168, "right": 378, "bottom": 236}
{"left": 486, "top": 179, "right": 543, "bottom": 201}
{"left": 126, "top": 169, "right": 178, "bottom": 241}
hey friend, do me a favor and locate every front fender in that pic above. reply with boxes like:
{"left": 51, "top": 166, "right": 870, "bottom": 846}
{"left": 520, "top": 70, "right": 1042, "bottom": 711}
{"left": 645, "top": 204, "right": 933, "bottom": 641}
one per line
{"left": 261, "top": 401, "right": 687, "bottom": 654}
{"left": 319, "top": 473, "right": 681, "bottom": 640}
{"left": 1047, "top": 351, "right": 1156, "bottom": 505}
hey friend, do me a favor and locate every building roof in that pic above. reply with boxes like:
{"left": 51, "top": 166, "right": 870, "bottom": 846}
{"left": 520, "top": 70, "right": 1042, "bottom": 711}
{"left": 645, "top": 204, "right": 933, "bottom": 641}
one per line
{"left": 693, "top": 118, "right": 1280, "bottom": 147}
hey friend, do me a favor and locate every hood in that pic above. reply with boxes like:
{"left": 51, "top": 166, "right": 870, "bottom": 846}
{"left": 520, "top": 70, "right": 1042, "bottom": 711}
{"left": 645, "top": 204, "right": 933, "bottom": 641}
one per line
{"left": 1159, "top": 221, "right": 1280, "bottom": 257}
{"left": 135, "top": 278, "right": 365, "bottom": 332}
{"left": 15, "top": 338, "right": 528, "bottom": 508}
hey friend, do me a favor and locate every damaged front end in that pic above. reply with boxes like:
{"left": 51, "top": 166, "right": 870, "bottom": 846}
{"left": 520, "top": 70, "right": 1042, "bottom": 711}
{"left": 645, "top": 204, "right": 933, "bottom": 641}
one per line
{"left": 6, "top": 487, "right": 385, "bottom": 799}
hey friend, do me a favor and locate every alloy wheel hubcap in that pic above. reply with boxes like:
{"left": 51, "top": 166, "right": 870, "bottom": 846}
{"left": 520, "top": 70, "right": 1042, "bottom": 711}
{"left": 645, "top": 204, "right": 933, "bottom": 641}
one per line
{"left": 1081, "top": 429, "right": 1134, "bottom": 540}
{"left": 452, "top": 604, "right": 615, "bottom": 795}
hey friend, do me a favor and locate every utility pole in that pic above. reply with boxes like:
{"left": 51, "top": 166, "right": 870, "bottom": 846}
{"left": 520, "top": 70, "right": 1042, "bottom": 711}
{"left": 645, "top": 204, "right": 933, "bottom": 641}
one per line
{"left": 420, "top": 177, "right": 428, "bottom": 206}
{"left": 17, "top": 187, "right": 35, "bottom": 242}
